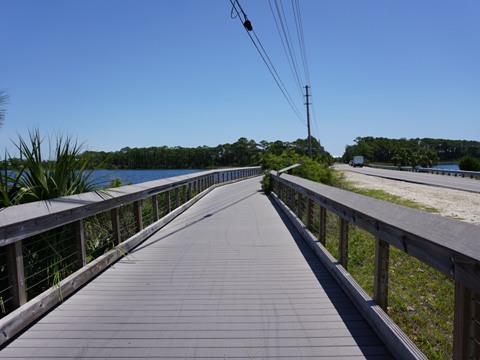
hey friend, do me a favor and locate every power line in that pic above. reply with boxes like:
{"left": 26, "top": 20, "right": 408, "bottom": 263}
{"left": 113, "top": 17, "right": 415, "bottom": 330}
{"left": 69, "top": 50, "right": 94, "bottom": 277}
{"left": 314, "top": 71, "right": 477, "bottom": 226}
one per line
{"left": 268, "top": 0, "right": 304, "bottom": 97}
{"left": 267, "top": 0, "right": 320, "bottom": 145}
{"left": 229, "top": 0, "right": 305, "bottom": 124}
{"left": 292, "top": 0, "right": 311, "bottom": 85}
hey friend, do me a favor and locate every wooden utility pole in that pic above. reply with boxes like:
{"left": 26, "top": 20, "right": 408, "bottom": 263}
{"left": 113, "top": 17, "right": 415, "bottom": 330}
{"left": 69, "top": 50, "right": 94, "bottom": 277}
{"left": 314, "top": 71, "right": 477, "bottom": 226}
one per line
{"left": 305, "top": 85, "right": 312, "bottom": 158}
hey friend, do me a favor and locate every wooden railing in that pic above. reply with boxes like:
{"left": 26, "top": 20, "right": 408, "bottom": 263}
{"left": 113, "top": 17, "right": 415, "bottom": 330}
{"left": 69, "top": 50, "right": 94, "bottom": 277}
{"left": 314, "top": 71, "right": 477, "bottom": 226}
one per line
{"left": 0, "top": 167, "right": 261, "bottom": 345}
{"left": 271, "top": 172, "right": 480, "bottom": 360}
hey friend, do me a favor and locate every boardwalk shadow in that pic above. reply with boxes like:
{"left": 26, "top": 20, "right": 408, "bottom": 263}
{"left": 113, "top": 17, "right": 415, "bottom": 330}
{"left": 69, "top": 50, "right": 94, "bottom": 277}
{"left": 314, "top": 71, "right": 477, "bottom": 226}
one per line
{"left": 267, "top": 195, "right": 393, "bottom": 359}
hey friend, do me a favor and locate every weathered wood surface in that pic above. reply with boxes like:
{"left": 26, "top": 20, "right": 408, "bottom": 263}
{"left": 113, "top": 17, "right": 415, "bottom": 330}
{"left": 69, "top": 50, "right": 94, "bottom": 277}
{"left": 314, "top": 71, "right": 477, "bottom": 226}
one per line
{"left": 274, "top": 173, "right": 480, "bottom": 293}
{"left": 0, "top": 177, "right": 393, "bottom": 359}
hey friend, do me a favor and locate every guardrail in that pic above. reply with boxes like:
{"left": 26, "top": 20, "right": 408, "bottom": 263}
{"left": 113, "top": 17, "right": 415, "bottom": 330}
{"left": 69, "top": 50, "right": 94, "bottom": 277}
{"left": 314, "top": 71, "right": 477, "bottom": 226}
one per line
{"left": 0, "top": 167, "right": 262, "bottom": 345}
{"left": 368, "top": 164, "right": 480, "bottom": 179}
{"left": 270, "top": 172, "right": 480, "bottom": 360}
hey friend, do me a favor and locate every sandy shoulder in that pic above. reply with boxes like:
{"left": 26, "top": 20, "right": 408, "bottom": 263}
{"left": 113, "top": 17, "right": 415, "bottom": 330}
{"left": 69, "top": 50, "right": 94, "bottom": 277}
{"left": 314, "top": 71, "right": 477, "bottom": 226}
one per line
{"left": 341, "top": 170, "right": 480, "bottom": 225}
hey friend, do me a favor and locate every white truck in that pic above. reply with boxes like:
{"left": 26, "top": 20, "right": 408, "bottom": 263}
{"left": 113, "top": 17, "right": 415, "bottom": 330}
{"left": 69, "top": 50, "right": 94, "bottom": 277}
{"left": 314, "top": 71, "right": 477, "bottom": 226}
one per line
{"left": 352, "top": 156, "right": 364, "bottom": 167}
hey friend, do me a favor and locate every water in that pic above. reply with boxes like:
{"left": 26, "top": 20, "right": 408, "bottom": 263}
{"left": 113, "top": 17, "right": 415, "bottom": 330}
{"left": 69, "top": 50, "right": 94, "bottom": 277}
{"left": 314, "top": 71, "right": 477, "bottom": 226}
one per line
{"left": 90, "top": 169, "right": 203, "bottom": 187}
{"left": 431, "top": 164, "right": 459, "bottom": 170}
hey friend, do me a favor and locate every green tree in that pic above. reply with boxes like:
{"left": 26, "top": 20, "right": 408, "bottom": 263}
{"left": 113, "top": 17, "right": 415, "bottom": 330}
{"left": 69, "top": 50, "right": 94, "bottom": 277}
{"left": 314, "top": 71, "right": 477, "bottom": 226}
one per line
{"left": 416, "top": 148, "right": 438, "bottom": 168}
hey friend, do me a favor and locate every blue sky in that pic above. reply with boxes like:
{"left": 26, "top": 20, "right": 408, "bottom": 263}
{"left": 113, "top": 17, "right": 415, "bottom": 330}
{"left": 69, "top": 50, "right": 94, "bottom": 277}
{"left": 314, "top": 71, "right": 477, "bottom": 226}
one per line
{"left": 1, "top": 0, "right": 479, "bottom": 158}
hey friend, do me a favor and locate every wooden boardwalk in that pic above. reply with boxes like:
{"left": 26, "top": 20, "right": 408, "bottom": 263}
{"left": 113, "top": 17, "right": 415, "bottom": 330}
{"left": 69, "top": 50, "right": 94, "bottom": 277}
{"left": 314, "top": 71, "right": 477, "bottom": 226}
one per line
{"left": 0, "top": 177, "right": 393, "bottom": 359}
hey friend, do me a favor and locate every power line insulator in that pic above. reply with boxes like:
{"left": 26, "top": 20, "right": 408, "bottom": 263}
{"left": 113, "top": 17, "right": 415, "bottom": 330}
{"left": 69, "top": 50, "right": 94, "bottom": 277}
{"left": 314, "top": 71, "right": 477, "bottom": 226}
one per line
{"left": 243, "top": 20, "right": 253, "bottom": 31}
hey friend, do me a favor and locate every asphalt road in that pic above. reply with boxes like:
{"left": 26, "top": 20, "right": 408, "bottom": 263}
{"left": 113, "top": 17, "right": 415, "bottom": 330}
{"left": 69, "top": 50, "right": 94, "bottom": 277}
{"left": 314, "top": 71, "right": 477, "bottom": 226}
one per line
{"left": 334, "top": 164, "right": 480, "bottom": 193}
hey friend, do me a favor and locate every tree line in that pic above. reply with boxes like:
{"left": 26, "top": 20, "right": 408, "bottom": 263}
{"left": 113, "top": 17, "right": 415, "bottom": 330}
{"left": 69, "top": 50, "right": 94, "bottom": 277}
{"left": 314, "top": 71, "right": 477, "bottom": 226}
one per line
{"left": 341, "top": 137, "right": 480, "bottom": 165}
{"left": 83, "top": 137, "right": 332, "bottom": 170}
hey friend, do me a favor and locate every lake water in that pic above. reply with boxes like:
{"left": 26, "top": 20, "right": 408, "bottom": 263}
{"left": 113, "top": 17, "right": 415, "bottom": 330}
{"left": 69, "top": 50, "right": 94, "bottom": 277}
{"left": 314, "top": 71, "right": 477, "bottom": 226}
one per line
{"left": 431, "top": 164, "right": 459, "bottom": 170}
{"left": 91, "top": 169, "right": 203, "bottom": 186}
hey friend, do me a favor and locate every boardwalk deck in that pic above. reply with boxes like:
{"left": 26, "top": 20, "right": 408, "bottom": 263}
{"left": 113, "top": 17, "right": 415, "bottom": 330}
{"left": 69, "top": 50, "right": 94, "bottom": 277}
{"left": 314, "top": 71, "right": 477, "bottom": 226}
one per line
{"left": 0, "top": 177, "right": 393, "bottom": 359}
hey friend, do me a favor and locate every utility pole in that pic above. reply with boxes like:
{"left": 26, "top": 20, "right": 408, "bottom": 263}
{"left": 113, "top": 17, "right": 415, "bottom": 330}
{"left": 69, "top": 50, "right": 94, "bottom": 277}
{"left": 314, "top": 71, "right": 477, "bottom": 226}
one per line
{"left": 304, "top": 85, "right": 312, "bottom": 158}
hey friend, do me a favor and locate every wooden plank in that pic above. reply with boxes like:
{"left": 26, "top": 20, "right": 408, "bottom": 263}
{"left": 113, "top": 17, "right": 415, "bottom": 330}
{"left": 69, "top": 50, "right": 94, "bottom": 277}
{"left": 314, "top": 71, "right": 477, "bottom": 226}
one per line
{"left": 151, "top": 195, "right": 159, "bottom": 222}
{"left": 5, "top": 241, "right": 26, "bottom": 308}
{"left": 74, "top": 220, "right": 86, "bottom": 268}
{"left": 339, "top": 218, "right": 349, "bottom": 269}
{"left": 110, "top": 208, "right": 121, "bottom": 245}
{"left": 166, "top": 190, "right": 171, "bottom": 214}
{"left": 374, "top": 237, "right": 389, "bottom": 311}
{"left": 25, "top": 319, "right": 374, "bottom": 332}
{"left": 174, "top": 187, "right": 179, "bottom": 208}
{"left": 453, "top": 281, "right": 480, "bottom": 359}
{"left": 133, "top": 200, "right": 143, "bottom": 232}
{"left": 0, "top": 346, "right": 393, "bottom": 359}
{"left": 306, "top": 198, "right": 313, "bottom": 230}
{"left": 318, "top": 205, "right": 327, "bottom": 245}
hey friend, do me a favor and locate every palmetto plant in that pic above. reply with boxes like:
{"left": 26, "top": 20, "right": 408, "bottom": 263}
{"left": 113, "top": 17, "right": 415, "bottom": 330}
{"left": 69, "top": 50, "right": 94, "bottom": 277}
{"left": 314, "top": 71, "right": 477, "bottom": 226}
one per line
{"left": 0, "top": 90, "right": 7, "bottom": 129}
{"left": 0, "top": 159, "right": 21, "bottom": 208}
{"left": 1, "top": 130, "right": 105, "bottom": 302}
{"left": 12, "top": 130, "right": 99, "bottom": 203}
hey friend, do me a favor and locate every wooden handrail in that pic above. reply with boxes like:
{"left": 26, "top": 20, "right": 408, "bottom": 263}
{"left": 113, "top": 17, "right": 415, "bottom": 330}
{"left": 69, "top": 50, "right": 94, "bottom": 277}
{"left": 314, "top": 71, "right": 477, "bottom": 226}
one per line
{"left": 274, "top": 173, "right": 480, "bottom": 291}
{"left": 271, "top": 172, "right": 480, "bottom": 359}
{"left": 0, "top": 167, "right": 261, "bottom": 246}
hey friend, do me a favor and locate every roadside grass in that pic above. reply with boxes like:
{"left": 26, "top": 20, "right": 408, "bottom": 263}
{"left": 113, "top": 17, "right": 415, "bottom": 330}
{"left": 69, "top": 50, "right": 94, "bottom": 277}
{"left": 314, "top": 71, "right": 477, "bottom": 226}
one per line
{"left": 340, "top": 181, "right": 439, "bottom": 213}
{"left": 332, "top": 174, "right": 453, "bottom": 359}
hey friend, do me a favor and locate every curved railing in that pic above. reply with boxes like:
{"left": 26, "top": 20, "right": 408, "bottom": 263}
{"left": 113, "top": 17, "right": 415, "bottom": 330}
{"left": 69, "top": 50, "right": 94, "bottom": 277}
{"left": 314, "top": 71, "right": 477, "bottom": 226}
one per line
{"left": 270, "top": 172, "right": 480, "bottom": 360}
{"left": 0, "top": 167, "right": 262, "bottom": 345}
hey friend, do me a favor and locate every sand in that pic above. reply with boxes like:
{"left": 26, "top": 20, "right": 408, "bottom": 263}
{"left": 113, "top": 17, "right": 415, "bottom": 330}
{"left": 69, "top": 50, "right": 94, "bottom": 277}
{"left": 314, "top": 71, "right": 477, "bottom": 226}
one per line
{"left": 341, "top": 170, "right": 480, "bottom": 225}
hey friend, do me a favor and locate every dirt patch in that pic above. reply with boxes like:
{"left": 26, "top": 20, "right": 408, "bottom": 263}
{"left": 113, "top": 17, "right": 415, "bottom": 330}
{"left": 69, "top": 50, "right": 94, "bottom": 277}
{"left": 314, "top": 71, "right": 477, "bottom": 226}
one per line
{"left": 341, "top": 170, "right": 480, "bottom": 225}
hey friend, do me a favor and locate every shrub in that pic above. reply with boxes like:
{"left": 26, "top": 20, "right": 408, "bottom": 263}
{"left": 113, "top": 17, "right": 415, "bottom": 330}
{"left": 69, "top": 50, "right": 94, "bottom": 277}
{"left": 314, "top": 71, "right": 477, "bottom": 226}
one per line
{"left": 260, "top": 148, "right": 337, "bottom": 185}
{"left": 459, "top": 156, "right": 480, "bottom": 171}
{"left": 260, "top": 171, "right": 273, "bottom": 194}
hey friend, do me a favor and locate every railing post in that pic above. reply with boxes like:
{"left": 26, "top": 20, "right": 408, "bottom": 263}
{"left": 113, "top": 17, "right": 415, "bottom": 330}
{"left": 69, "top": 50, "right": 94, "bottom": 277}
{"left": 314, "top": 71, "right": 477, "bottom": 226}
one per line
{"left": 183, "top": 185, "right": 188, "bottom": 204}
{"left": 188, "top": 183, "right": 192, "bottom": 200}
{"left": 111, "top": 208, "right": 121, "bottom": 245}
{"left": 288, "top": 188, "right": 293, "bottom": 209}
{"left": 374, "top": 237, "right": 389, "bottom": 311}
{"left": 318, "top": 206, "right": 327, "bottom": 245}
{"left": 166, "top": 191, "right": 171, "bottom": 214}
{"left": 6, "top": 241, "right": 26, "bottom": 308}
{"left": 453, "top": 282, "right": 479, "bottom": 359}
{"left": 175, "top": 187, "right": 180, "bottom": 208}
{"left": 152, "top": 194, "right": 159, "bottom": 222}
{"left": 339, "top": 218, "right": 349, "bottom": 269}
{"left": 134, "top": 200, "right": 143, "bottom": 232}
{"left": 74, "top": 219, "right": 86, "bottom": 268}
{"left": 297, "top": 192, "right": 303, "bottom": 220}
{"left": 306, "top": 198, "right": 313, "bottom": 230}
